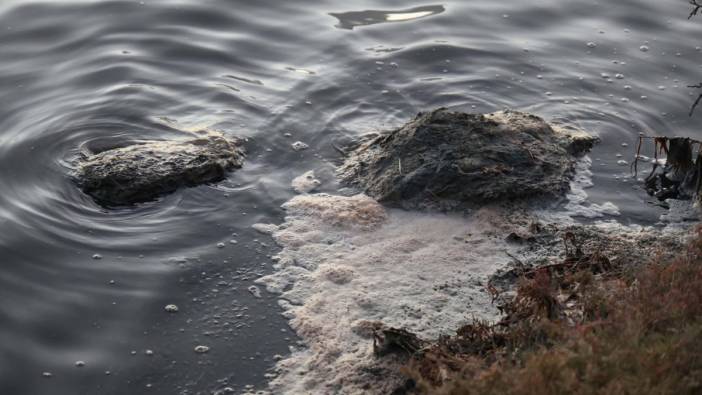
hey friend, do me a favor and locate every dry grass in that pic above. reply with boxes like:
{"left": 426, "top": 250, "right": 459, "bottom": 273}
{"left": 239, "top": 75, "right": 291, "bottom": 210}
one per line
{"left": 403, "top": 229, "right": 702, "bottom": 395}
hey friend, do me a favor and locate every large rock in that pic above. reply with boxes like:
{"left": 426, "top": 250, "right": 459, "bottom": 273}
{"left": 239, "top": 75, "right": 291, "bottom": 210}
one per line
{"left": 338, "top": 109, "right": 595, "bottom": 207}
{"left": 75, "top": 131, "right": 244, "bottom": 206}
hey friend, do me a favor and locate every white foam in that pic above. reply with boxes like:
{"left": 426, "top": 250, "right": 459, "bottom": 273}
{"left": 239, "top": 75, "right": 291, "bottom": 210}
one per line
{"left": 257, "top": 194, "right": 516, "bottom": 394}
{"left": 291, "top": 170, "right": 321, "bottom": 194}
{"left": 660, "top": 199, "right": 700, "bottom": 224}
{"left": 562, "top": 157, "right": 620, "bottom": 218}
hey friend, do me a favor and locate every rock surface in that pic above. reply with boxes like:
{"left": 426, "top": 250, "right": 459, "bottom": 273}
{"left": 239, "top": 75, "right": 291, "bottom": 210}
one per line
{"left": 75, "top": 131, "right": 244, "bottom": 206}
{"left": 338, "top": 109, "right": 596, "bottom": 208}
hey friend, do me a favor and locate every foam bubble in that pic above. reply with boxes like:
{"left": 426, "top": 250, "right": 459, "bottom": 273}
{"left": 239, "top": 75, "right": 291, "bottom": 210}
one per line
{"left": 257, "top": 194, "right": 518, "bottom": 393}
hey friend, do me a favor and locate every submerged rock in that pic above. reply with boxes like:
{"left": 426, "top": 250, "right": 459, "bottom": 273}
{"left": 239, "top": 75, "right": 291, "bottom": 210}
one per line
{"left": 338, "top": 109, "right": 595, "bottom": 208}
{"left": 75, "top": 131, "right": 244, "bottom": 206}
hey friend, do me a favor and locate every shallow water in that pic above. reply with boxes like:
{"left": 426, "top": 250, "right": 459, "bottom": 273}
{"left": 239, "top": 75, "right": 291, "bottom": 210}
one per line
{"left": 1, "top": 0, "right": 701, "bottom": 393}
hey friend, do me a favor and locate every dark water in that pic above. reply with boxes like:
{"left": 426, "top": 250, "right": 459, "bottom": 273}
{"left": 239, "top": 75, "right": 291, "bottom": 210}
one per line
{"left": 1, "top": 0, "right": 701, "bottom": 394}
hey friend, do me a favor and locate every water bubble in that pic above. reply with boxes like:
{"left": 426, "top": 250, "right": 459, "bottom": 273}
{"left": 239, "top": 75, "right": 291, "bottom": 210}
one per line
{"left": 586, "top": 42, "right": 597, "bottom": 48}
{"left": 658, "top": 86, "right": 666, "bottom": 90}
{"left": 622, "top": 143, "right": 629, "bottom": 147}
{"left": 217, "top": 242, "right": 226, "bottom": 249}
{"left": 75, "top": 361, "right": 86, "bottom": 367}
{"left": 92, "top": 254, "right": 102, "bottom": 260}
{"left": 194, "top": 345, "right": 210, "bottom": 354}
{"left": 617, "top": 160, "right": 628, "bottom": 166}
{"left": 624, "top": 85, "right": 632, "bottom": 90}
{"left": 42, "top": 372, "right": 52, "bottom": 378}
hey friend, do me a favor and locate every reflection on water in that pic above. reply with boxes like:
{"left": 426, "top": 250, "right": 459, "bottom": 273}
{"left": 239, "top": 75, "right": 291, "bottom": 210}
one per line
{"left": 0, "top": 0, "right": 701, "bottom": 394}
{"left": 330, "top": 5, "right": 446, "bottom": 29}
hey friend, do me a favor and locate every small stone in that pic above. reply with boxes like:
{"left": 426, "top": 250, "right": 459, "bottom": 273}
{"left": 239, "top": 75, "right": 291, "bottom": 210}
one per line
{"left": 145, "top": 349, "right": 154, "bottom": 356}
{"left": 640, "top": 45, "right": 649, "bottom": 52}
{"left": 42, "top": 372, "right": 52, "bottom": 378}
{"left": 92, "top": 254, "right": 102, "bottom": 260}
{"left": 291, "top": 141, "right": 309, "bottom": 151}
{"left": 194, "top": 345, "right": 210, "bottom": 354}
{"left": 164, "top": 304, "right": 179, "bottom": 313}
{"left": 75, "top": 361, "right": 86, "bottom": 367}
{"left": 586, "top": 42, "right": 597, "bottom": 48}
{"left": 217, "top": 242, "right": 226, "bottom": 249}
{"left": 248, "top": 285, "right": 262, "bottom": 298}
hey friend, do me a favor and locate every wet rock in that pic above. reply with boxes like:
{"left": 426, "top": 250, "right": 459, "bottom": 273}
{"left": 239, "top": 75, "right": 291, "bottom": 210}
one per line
{"left": 74, "top": 131, "right": 244, "bottom": 206}
{"left": 338, "top": 109, "right": 595, "bottom": 208}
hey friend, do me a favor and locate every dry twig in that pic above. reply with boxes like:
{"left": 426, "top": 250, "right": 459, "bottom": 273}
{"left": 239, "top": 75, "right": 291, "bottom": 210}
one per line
{"left": 690, "top": 0, "right": 702, "bottom": 19}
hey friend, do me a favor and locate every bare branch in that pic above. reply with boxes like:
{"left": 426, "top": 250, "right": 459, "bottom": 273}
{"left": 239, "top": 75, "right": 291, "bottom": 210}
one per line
{"left": 690, "top": 0, "right": 702, "bottom": 19}
{"left": 689, "top": 83, "right": 702, "bottom": 116}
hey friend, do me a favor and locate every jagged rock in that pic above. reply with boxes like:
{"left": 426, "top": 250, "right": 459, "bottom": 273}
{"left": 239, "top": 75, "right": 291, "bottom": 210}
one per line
{"left": 338, "top": 109, "right": 596, "bottom": 208}
{"left": 75, "top": 131, "right": 244, "bottom": 206}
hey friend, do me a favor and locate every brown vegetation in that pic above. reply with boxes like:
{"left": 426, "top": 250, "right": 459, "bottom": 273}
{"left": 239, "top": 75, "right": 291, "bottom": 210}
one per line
{"left": 399, "top": 229, "right": 702, "bottom": 395}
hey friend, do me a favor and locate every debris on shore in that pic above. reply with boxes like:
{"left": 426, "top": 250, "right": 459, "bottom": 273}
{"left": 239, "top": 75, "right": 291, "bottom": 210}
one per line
{"left": 393, "top": 227, "right": 699, "bottom": 394}
{"left": 634, "top": 136, "right": 702, "bottom": 201}
{"left": 74, "top": 130, "right": 244, "bottom": 206}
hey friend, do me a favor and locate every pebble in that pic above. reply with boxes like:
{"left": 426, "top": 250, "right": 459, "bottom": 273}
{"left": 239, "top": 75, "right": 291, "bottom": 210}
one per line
{"left": 640, "top": 45, "right": 649, "bottom": 52}
{"left": 194, "top": 345, "right": 210, "bottom": 354}
{"left": 217, "top": 242, "right": 226, "bottom": 249}
{"left": 291, "top": 141, "right": 309, "bottom": 151}
{"left": 248, "top": 285, "right": 262, "bottom": 298}
{"left": 615, "top": 73, "right": 624, "bottom": 79}
{"left": 617, "top": 160, "right": 628, "bottom": 166}
{"left": 164, "top": 304, "right": 179, "bottom": 313}
{"left": 42, "top": 372, "right": 52, "bottom": 378}
{"left": 586, "top": 42, "right": 597, "bottom": 48}
{"left": 145, "top": 349, "right": 154, "bottom": 356}
{"left": 92, "top": 254, "right": 102, "bottom": 260}
{"left": 75, "top": 361, "right": 86, "bottom": 367}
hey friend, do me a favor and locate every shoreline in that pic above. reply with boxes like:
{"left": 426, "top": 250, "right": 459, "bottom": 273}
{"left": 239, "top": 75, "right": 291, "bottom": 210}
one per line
{"left": 251, "top": 157, "right": 696, "bottom": 394}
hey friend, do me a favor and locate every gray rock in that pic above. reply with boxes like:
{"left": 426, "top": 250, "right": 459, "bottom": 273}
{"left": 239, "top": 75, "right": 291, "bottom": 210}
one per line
{"left": 338, "top": 109, "right": 595, "bottom": 207}
{"left": 75, "top": 131, "right": 244, "bottom": 206}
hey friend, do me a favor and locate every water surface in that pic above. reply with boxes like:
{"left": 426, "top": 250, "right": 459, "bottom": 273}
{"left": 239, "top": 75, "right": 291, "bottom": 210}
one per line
{"left": 1, "top": 0, "right": 701, "bottom": 393}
